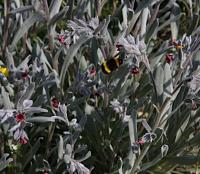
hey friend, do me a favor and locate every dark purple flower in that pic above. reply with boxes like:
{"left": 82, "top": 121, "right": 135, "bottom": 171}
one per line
{"left": 131, "top": 67, "right": 139, "bottom": 75}
{"left": 51, "top": 97, "right": 60, "bottom": 109}
{"left": 19, "top": 137, "right": 28, "bottom": 144}
{"left": 165, "top": 53, "right": 174, "bottom": 64}
{"left": 15, "top": 113, "right": 26, "bottom": 122}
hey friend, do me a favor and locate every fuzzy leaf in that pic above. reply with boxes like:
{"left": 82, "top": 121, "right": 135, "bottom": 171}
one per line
{"left": 11, "top": 13, "right": 46, "bottom": 48}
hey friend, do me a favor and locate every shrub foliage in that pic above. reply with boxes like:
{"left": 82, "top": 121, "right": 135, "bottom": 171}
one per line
{"left": 0, "top": 0, "right": 200, "bottom": 174}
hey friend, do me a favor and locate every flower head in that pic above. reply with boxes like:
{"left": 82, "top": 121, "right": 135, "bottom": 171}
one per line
{"left": 19, "top": 137, "right": 28, "bottom": 144}
{"left": 51, "top": 97, "right": 60, "bottom": 109}
{"left": 130, "top": 67, "right": 139, "bottom": 75}
{"left": 165, "top": 53, "right": 174, "bottom": 64}
{"left": 15, "top": 113, "right": 26, "bottom": 122}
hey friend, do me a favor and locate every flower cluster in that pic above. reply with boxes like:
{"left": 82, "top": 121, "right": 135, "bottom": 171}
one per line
{"left": 0, "top": 98, "right": 47, "bottom": 144}
{"left": 116, "top": 35, "right": 147, "bottom": 74}
{"left": 57, "top": 17, "right": 100, "bottom": 48}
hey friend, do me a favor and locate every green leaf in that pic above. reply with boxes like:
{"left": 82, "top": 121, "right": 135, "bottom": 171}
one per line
{"left": 1, "top": 86, "right": 12, "bottom": 109}
{"left": 17, "top": 83, "right": 35, "bottom": 111}
{"left": 76, "top": 151, "right": 91, "bottom": 162}
{"left": 11, "top": 13, "right": 46, "bottom": 48}
{"left": 170, "top": 3, "right": 181, "bottom": 40}
{"left": 22, "top": 138, "right": 42, "bottom": 169}
{"left": 188, "top": 14, "right": 199, "bottom": 35}
{"left": 8, "top": 5, "right": 34, "bottom": 15}
{"left": 58, "top": 136, "right": 64, "bottom": 160}
{"left": 145, "top": 19, "right": 159, "bottom": 43}
{"left": 48, "top": 6, "right": 69, "bottom": 26}
{"left": 0, "top": 154, "right": 13, "bottom": 172}
{"left": 168, "top": 155, "right": 200, "bottom": 165}
{"left": 26, "top": 116, "right": 66, "bottom": 123}
{"left": 60, "top": 35, "right": 93, "bottom": 88}
{"left": 154, "top": 64, "right": 164, "bottom": 104}
{"left": 135, "top": 0, "right": 154, "bottom": 14}
{"left": 49, "top": 0, "right": 62, "bottom": 19}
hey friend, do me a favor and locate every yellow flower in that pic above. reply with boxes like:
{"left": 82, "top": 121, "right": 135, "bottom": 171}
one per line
{"left": 0, "top": 65, "right": 9, "bottom": 77}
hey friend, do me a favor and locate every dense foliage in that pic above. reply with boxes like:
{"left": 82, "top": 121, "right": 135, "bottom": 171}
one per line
{"left": 0, "top": 0, "right": 200, "bottom": 174}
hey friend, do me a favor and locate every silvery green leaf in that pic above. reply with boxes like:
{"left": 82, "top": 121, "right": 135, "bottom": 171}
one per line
{"left": 168, "top": 155, "right": 200, "bottom": 165}
{"left": 0, "top": 110, "right": 14, "bottom": 123}
{"left": 17, "top": 83, "right": 35, "bottom": 111}
{"left": 9, "top": 5, "right": 34, "bottom": 15}
{"left": 5, "top": 48, "right": 16, "bottom": 71}
{"left": 170, "top": 3, "right": 180, "bottom": 40}
{"left": 188, "top": 16, "right": 199, "bottom": 35}
{"left": 49, "top": 0, "right": 62, "bottom": 19}
{"left": 163, "top": 63, "right": 173, "bottom": 101}
{"left": 59, "top": 104, "right": 69, "bottom": 125}
{"left": 23, "top": 99, "right": 33, "bottom": 108}
{"left": 64, "top": 154, "right": 71, "bottom": 164}
{"left": 76, "top": 151, "right": 91, "bottom": 163}
{"left": 141, "top": 119, "right": 152, "bottom": 132}
{"left": 39, "top": 49, "right": 52, "bottom": 75}
{"left": 9, "top": 123, "right": 20, "bottom": 132}
{"left": 49, "top": 6, "right": 69, "bottom": 26}
{"left": 66, "top": 144, "right": 73, "bottom": 156}
{"left": 26, "top": 116, "right": 56, "bottom": 123}
{"left": 23, "top": 107, "right": 48, "bottom": 114}
{"left": 22, "top": 138, "right": 42, "bottom": 169}
{"left": 11, "top": 12, "right": 46, "bottom": 48}
{"left": 140, "top": 7, "right": 148, "bottom": 38}
{"left": 16, "top": 55, "right": 30, "bottom": 72}
{"left": 76, "top": 161, "right": 90, "bottom": 174}
{"left": 158, "top": 13, "right": 183, "bottom": 31}
{"left": 0, "top": 154, "right": 13, "bottom": 172}
{"left": 154, "top": 64, "right": 164, "bottom": 104}
{"left": 161, "top": 144, "right": 169, "bottom": 157}
{"left": 58, "top": 136, "right": 64, "bottom": 160}
{"left": 1, "top": 86, "right": 12, "bottom": 109}
{"left": 60, "top": 35, "right": 93, "bottom": 87}
{"left": 135, "top": 0, "right": 154, "bottom": 13}
{"left": 51, "top": 116, "right": 68, "bottom": 123}
{"left": 110, "top": 99, "right": 123, "bottom": 114}
{"left": 145, "top": 19, "right": 159, "bottom": 43}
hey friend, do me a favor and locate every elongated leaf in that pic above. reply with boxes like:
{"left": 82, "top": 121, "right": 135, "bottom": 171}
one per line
{"left": 58, "top": 136, "right": 64, "bottom": 160}
{"left": 26, "top": 116, "right": 56, "bottom": 123}
{"left": 135, "top": 0, "right": 154, "bottom": 13}
{"left": 0, "top": 154, "right": 13, "bottom": 172}
{"left": 23, "top": 107, "right": 48, "bottom": 114}
{"left": 145, "top": 19, "right": 159, "bottom": 43}
{"left": 9, "top": 5, "right": 33, "bottom": 15}
{"left": 60, "top": 35, "right": 93, "bottom": 88}
{"left": 48, "top": 6, "right": 69, "bottom": 26}
{"left": 76, "top": 151, "right": 91, "bottom": 162}
{"left": 158, "top": 13, "right": 183, "bottom": 31}
{"left": 168, "top": 155, "right": 200, "bottom": 165}
{"left": 49, "top": 0, "right": 62, "bottom": 19}
{"left": 154, "top": 64, "right": 164, "bottom": 104}
{"left": 11, "top": 13, "right": 45, "bottom": 48}
{"left": 1, "top": 86, "right": 12, "bottom": 109}
{"left": 170, "top": 3, "right": 181, "bottom": 40}
{"left": 188, "top": 14, "right": 199, "bottom": 35}
{"left": 22, "top": 138, "right": 42, "bottom": 169}
{"left": 17, "top": 83, "right": 35, "bottom": 111}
